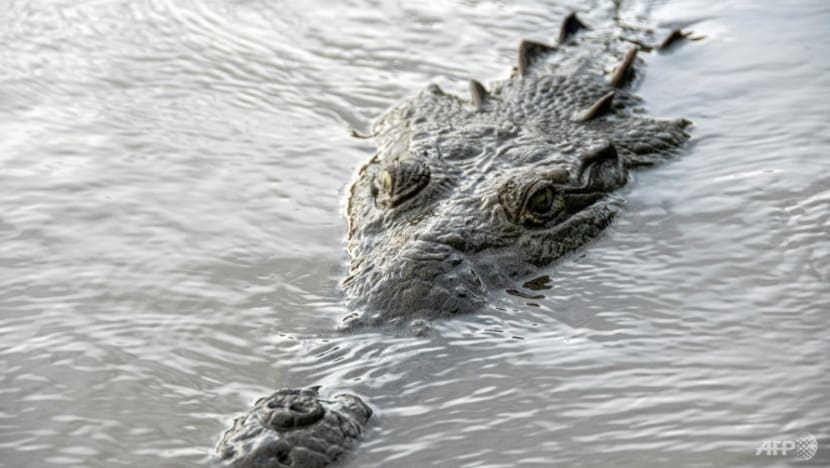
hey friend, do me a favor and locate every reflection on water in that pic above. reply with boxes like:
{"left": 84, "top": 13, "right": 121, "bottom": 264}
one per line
{"left": 1, "top": 0, "right": 829, "bottom": 466}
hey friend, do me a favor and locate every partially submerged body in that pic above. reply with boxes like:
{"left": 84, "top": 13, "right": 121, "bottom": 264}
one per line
{"left": 218, "top": 12, "right": 691, "bottom": 467}
{"left": 216, "top": 387, "right": 371, "bottom": 468}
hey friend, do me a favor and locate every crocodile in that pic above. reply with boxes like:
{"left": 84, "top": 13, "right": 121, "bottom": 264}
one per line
{"left": 340, "top": 14, "right": 690, "bottom": 328}
{"left": 217, "top": 11, "right": 691, "bottom": 468}
{"left": 216, "top": 387, "right": 372, "bottom": 468}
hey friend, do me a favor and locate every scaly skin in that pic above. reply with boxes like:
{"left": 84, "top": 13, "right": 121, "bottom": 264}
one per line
{"left": 216, "top": 387, "right": 371, "bottom": 468}
{"left": 342, "top": 14, "right": 690, "bottom": 328}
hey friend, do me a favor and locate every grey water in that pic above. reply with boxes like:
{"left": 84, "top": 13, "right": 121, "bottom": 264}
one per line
{"left": 1, "top": 0, "right": 829, "bottom": 466}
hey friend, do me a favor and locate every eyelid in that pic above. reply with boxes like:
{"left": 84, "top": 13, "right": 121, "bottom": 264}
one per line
{"left": 498, "top": 171, "right": 567, "bottom": 225}
{"left": 521, "top": 181, "right": 557, "bottom": 216}
{"left": 378, "top": 159, "right": 430, "bottom": 207}
{"left": 523, "top": 180, "right": 555, "bottom": 203}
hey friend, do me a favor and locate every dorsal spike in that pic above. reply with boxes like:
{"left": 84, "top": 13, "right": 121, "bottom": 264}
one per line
{"left": 658, "top": 29, "right": 691, "bottom": 51}
{"left": 469, "top": 80, "right": 489, "bottom": 110}
{"left": 518, "top": 40, "right": 555, "bottom": 75}
{"left": 558, "top": 12, "right": 588, "bottom": 44}
{"left": 609, "top": 47, "right": 638, "bottom": 88}
{"left": 425, "top": 83, "right": 445, "bottom": 95}
{"left": 575, "top": 90, "right": 615, "bottom": 122}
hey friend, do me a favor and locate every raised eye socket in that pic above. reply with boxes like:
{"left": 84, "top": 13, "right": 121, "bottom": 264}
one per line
{"left": 376, "top": 159, "right": 430, "bottom": 207}
{"left": 499, "top": 178, "right": 564, "bottom": 226}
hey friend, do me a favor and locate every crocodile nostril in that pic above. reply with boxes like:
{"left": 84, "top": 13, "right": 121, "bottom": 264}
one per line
{"left": 290, "top": 403, "right": 310, "bottom": 414}
{"left": 272, "top": 446, "right": 293, "bottom": 466}
{"left": 259, "top": 393, "right": 325, "bottom": 429}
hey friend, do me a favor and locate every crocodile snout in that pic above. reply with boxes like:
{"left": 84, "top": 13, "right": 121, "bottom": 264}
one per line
{"left": 343, "top": 240, "right": 488, "bottom": 327}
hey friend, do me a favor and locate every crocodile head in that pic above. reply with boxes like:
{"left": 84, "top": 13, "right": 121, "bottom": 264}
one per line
{"left": 342, "top": 16, "right": 690, "bottom": 327}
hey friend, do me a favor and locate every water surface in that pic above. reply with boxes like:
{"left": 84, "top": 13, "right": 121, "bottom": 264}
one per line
{"left": 1, "top": 0, "right": 829, "bottom": 466}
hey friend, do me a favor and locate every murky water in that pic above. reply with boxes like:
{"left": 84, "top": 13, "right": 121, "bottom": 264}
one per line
{"left": 2, "top": 0, "right": 829, "bottom": 466}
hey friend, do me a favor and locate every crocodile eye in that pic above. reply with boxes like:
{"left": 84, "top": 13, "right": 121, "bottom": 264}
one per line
{"left": 377, "top": 159, "right": 430, "bottom": 207}
{"left": 520, "top": 184, "right": 562, "bottom": 225}
{"left": 381, "top": 171, "right": 393, "bottom": 194}
{"left": 499, "top": 178, "right": 563, "bottom": 225}
{"left": 527, "top": 186, "right": 554, "bottom": 214}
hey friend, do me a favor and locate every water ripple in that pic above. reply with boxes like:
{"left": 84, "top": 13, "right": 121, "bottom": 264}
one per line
{"left": 2, "top": 0, "right": 830, "bottom": 466}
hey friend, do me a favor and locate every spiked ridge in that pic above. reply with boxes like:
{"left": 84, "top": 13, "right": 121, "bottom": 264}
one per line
{"left": 343, "top": 13, "right": 692, "bottom": 327}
